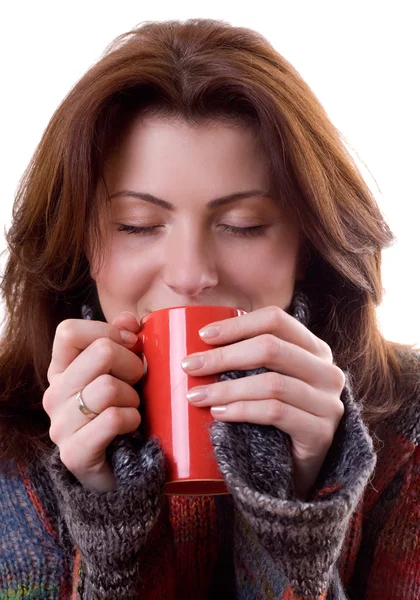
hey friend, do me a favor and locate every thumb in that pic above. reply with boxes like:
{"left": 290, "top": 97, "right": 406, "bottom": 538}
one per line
{"left": 112, "top": 311, "right": 143, "bottom": 355}
{"left": 112, "top": 311, "right": 141, "bottom": 334}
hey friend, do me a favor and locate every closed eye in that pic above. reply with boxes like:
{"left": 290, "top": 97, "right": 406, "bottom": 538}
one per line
{"left": 116, "top": 224, "right": 162, "bottom": 235}
{"left": 218, "top": 224, "right": 266, "bottom": 237}
{"left": 116, "top": 224, "right": 267, "bottom": 238}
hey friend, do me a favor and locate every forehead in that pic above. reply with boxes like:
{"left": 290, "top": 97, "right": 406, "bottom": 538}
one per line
{"left": 104, "top": 116, "right": 270, "bottom": 193}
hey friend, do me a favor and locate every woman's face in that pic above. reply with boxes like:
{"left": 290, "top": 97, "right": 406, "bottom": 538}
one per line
{"left": 88, "top": 116, "right": 303, "bottom": 322}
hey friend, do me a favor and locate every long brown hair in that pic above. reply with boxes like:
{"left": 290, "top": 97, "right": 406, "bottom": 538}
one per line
{"left": 0, "top": 18, "right": 416, "bottom": 465}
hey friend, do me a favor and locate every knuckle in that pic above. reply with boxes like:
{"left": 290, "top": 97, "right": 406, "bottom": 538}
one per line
{"left": 333, "top": 398, "right": 345, "bottom": 420}
{"left": 265, "top": 399, "right": 287, "bottom": 423}
{"left": 42, "top": 379, "right": 63, "bottom": 414}
{"left": 42, "top": 386, "right": 54, "bottom": 414}
{"left": 229, "top": 315, "right": 242, "bottom": 337}
{"left": 91, "top": 338, "right": 114, "bottom": 366}
{"left": 55, "top": 319, "right": 77, "bottom": 345}
{"left": 48, "top": 421, "right": 62, "bottom": 445}
{"left": 131, "top": 389, "right": 141, "bottom": 409}
{"left": 211, "top": 346, "right": 225, "bottom": 366}
{"left": 266, "top": 305, "right": 283, "bottom": 326}
{"left": 263, "top": 371, "right": 286, "bottom": 397}
{"left": 317, "top": 338, "right": 333, "bottom": 361}
{"left": 331, "top": 365, "right": 346, "bottom": 390}
{"left": 329, "top": 364, "right": 346, "bottom": 394}
{"left": 236, "top": 400, "right": 250, "bottom": 418}
{"left": 127, "top": 409, "right": 142, "bottom": 431}
{"left": 102, "top": 406, "right": 124, "bottom": 431}
{"left": 261, "top": 334, "right": 282, "bottom": 360}
{"left": 98, "top": 373, "right": 120, "bottom": 399}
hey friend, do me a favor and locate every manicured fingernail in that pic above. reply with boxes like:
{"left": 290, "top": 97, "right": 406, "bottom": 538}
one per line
{"left": 186, "top": 386, "right": 208, "bottom": 403}
{"left": 199, "top": 325, "right": 221, "bottom": 339}
{"left": 182, "top": 355, "right": 205, "bottom": 370}
{"left": 211, "top": 406, "right": 227, "bottom": 414}
{"left": 120, "top": 330, "right": 139, "bottom": 346}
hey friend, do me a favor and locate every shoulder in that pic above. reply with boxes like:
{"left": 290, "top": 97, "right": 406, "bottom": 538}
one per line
{"left": 395, "top": 346, "right": 420, "bottom": 375}
{"left": 385, "top": 347, "right": 420, "bottom": 446}
{"left": 394, "top": 347, "right": 420, "bottom": 405}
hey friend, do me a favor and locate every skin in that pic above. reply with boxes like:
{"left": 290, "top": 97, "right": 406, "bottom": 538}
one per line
{"left": 44, "top": 116, "right": 345, "bottom": 499}
{"left": 89, "top": 116, "right": 303, "bottom": 319}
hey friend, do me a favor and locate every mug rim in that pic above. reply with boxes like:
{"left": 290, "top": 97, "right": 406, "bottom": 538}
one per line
{"left": 140, "top": 305, "right": 246, "bottom": 324}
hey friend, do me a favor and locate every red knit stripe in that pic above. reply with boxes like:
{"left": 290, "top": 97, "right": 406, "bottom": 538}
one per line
{"left": 17, "top": 459, "right": 57, "bottom": 538}
{"left": 365, "top": 446, "right": 420, "bottom": 599}
{"left": 313, "top": 481, "right": 343, "bottom": 500}
{"left": 17, "top": 460, "right": 79, "bottom": 598}
{"left": 168, "top": 495, "right": 218, "bottom": 598}
{"left": 364, "top": 429, "right": 415, "bottom": 513}
{"left": 71, "top": 548, "right": 81, "bottom": 600}
{"left": 284, "top": 586, "right": 327, "bottom": 599}
{"left": 338, "top": 502, "right": 364, "bottom": 587}
{"left": 136, "top": 502, "right": 177, "bottom": 599}
{"left": 59, "top": 569, "right": 73, "bottom": 600}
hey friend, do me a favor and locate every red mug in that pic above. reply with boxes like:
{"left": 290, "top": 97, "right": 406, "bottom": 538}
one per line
{"left": 135, "top": 305, "right": 245, "bottom": 495}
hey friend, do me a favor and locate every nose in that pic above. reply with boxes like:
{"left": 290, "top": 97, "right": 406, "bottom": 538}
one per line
{"left": 161, "top": 228, "right": 218, "bottom": 298}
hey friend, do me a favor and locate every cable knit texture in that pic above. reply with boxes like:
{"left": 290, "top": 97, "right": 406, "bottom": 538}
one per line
{"left": 0, "top": 291, "right": 419, "bottom": 599}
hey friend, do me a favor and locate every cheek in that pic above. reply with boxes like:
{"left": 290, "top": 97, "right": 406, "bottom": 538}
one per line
{"left": 92, "top": 240, "right": 155, "bottom": 294}
{"left": 218, "top": 237, "right": 299, "bottom": 302}
{"left": 221, "top": 237, "right": 298, "bottom": 278}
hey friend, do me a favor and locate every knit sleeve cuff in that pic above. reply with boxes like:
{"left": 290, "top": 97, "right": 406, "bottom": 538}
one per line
{"left": 44, "top": 430, "right": 166, "bottom": 598}
{"left": 210, "top": 372, "right": 377, "bottom": 599}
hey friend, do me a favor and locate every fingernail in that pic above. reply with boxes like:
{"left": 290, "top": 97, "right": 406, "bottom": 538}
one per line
{"left": 199, "top": 325, "right": 221, "bottom": 339}
{"left": 120, "top": 330, "right": 139, "bottom": 346}
{"left": 186, "top": 386, "right": 208, "bottom": 403}
{"left": 182, "top": 355, "right": 205, "bottom": 370}
{"left": 211, "top": 406, "right": 227, "bottom": 414}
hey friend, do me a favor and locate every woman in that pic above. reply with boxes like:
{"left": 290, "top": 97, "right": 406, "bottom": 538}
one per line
{"left": 0, "top": 18, "right": 418, "bottom": 600}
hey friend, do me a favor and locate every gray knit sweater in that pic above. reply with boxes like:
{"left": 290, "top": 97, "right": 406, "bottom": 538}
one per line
{"left": 1, "top": 293, "right": 419, "bottom": 599}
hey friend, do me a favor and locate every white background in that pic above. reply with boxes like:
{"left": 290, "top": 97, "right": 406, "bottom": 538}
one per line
{"left": 1, "top": 1, "right": 418, "bottom": 345}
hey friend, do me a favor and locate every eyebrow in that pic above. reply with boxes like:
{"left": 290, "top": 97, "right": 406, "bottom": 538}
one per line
{"left": 108, "top": 189, "right": 271, "bottom": 210}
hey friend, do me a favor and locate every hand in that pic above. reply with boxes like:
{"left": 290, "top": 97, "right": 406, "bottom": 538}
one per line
{"left": 182, "top": 305, "right": 346, "bottom": 500}
{"left": 43, "top": 312, "right": 144, "bottom": 492}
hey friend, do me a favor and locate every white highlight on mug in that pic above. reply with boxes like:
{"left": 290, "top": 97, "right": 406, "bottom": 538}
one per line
{"left": 169, "top": 310, "right": 190, "bottom": 479}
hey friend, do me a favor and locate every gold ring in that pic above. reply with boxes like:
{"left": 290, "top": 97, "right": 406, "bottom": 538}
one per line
{"left": 77, "top": 390, "right": 99, "bottom": 417}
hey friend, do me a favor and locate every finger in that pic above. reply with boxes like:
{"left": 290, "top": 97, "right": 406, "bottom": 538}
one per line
{"left": 187, "top": 372, "right": 343, "bottom": 419}
{"left": 112, "top": 312, "right": 144, "bottom": 356}
{"left": 47, "top": 375, "right": 141, "bottom": 441}
{"left": 111, "top": 311, "right": 141, "bottom": 333}
{"left": 209, "top": 398, "right": 334, "bottom": 451}
{"left": 183, "top": 334, "right": 342, "bottom": 389}
{"left": 61, "top": 338, "right": 145, "bottom": 398}
{"left": 58, "top": 406, "right": 141, "bottom": 475}
{"left": 48, "top": 319, "right": 140, "bottom": 382}
{"left": 198, "top": 305, "right": 331, "bottom": 360}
